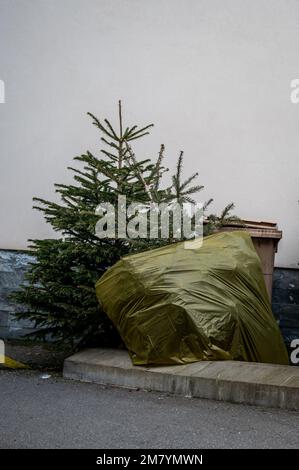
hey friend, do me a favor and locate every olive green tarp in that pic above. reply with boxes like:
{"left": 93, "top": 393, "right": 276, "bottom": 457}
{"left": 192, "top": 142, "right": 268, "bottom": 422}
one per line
{"left": 95, "top": 231, "right": 289, "bottom": 366}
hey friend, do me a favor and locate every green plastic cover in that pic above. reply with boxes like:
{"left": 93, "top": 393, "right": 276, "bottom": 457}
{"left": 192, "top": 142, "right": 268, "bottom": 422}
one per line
{"left": 95, "top": 231, "right": 289, "bottom": 366}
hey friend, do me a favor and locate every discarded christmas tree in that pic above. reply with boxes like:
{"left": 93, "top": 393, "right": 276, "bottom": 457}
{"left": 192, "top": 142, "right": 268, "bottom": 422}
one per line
{"left": 13, "top": 101, "right": 224, "bottom": 347}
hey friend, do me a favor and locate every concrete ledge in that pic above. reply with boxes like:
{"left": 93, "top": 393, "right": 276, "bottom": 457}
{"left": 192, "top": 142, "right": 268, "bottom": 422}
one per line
{"left": 63, "top": 349, "right": 299, "bottom": 411}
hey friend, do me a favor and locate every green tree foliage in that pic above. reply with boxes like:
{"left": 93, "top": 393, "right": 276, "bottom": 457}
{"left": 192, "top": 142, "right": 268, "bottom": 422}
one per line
{"left": 12, "top": 102, "right": 237, "bottom": 347}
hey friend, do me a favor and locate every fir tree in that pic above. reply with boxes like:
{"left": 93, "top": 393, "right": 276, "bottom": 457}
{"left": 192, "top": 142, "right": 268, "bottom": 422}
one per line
{"left": 13, "top": 101, "right": 216, "bottom": 347}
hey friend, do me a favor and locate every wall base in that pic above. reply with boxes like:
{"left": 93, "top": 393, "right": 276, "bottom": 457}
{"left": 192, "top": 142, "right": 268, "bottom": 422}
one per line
{"left": 1, "top": 250, "right": 298, "bottom": 353}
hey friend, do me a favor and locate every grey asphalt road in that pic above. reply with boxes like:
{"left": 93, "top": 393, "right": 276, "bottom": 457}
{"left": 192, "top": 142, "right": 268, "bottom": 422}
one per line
{"left": 0, "top": 370, "right": 298, "bottom": 449}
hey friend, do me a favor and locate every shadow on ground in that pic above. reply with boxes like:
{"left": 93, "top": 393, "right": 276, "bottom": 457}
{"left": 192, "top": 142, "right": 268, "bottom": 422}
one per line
{"left": 1, "top": 339, "right": 72, "bottom": 371}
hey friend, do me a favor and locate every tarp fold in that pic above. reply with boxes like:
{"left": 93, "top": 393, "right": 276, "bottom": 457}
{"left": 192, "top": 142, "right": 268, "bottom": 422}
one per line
{"left": 96, "top": 231, "right": 289, "bottom": 366}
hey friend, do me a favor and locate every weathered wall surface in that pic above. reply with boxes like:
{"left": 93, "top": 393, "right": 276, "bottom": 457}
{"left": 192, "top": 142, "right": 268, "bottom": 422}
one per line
{"left": 1, "top": 249, "right": 298, "bottom": 360}
{"left": 0, "top": 250, "right": 35, "bottom": 338}
{"left": 272, "top": 268, "right": 299, "bottom": 353}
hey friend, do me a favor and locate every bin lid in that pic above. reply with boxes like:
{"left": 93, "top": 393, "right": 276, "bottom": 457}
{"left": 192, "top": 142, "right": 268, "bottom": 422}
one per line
{"left": 208, "top": 219, "right": 282, "bottom": 240}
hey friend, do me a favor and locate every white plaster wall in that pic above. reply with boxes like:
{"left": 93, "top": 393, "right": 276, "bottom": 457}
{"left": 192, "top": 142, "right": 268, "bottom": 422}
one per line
{"left": 0, "top": 0, "right": 298, "bottom": 267}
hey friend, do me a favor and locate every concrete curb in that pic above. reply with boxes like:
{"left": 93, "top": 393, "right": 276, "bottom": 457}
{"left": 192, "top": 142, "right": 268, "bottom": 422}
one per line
{"left": 63, "top": 349, "right": 299, "bottom": 410}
